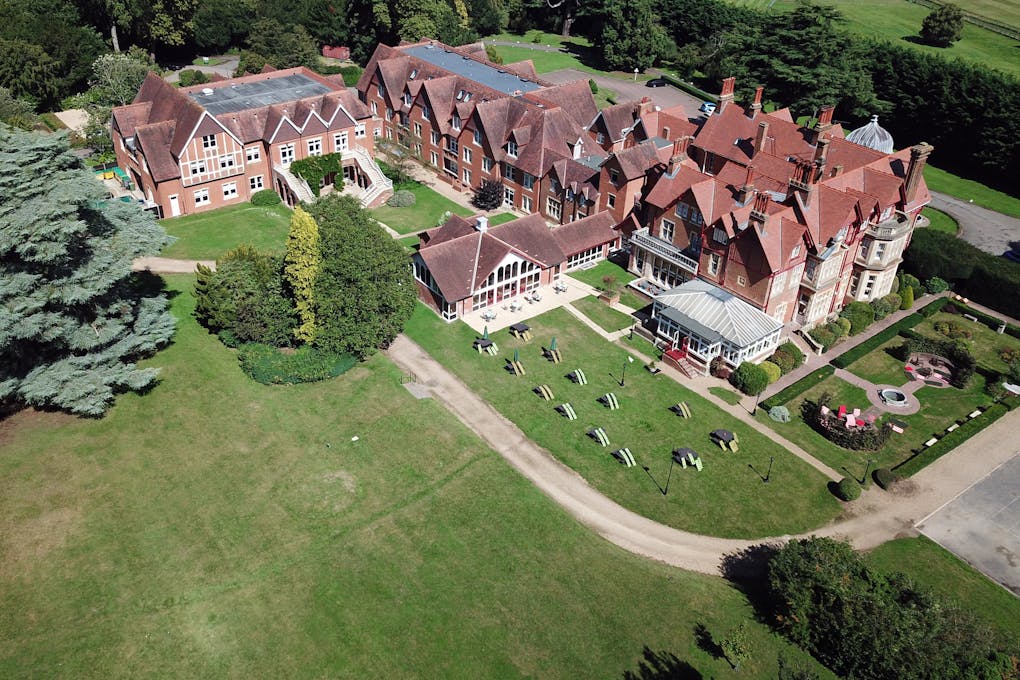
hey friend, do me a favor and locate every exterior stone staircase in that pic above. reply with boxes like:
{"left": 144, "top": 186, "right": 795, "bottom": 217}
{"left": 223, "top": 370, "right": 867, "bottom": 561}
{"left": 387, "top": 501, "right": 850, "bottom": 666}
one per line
{"left": 345, "top": 147, "right": 393, "bottom": 208}
{"left": 274, "top": 163, "right": 316, "bottom": 204}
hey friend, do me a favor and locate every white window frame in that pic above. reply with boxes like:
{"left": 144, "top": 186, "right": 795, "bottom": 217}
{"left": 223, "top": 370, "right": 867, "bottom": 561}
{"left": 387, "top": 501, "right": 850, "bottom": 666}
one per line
{"left": 607, "top": 194, "right": 616, "bottom": 209}
{"left": 222, "top": 181, "right": 238, "bottom": 200}
{"left": 279, "top": 143, "right": 295, "bottom": 166}
{"left": 462, "top": 168, "right": 472, "bottom": 185}
{"left": 503, "top": 186, "right": 515, "bottom": 208}
{"left": 194, "top": 188, "right": 210, "bottom": 206}
{"left": 708, "top": 253, "right": 721, "bottom": 275}
{"left": 249, "top": 175, "right": 264, "bottom": 192}
{"left": 307, "top": 138, "right": 322, "bottom": 156}
{"left": 506, "top": 140, "right": 518, "bottom": 158}
{"left": 546, "top": 197, "right": 562, "bottom": 220}
{"left": 246, "top": 146, "right": 261, "bottom": 163}
{"left": 218, "top": 154, "right": 235, "bottom": 169}
{"left": 201, "top": 134, "right": 216, "bottom": 149}
{"left": 355, "top": 124, "right": 366, "bottom": 139}
{"left": 334, "top": 131, "right": 349, "bottom": 152}
{"left": 482, "top": 157, "right": 493, "bottom": 172}
{"left": 661, "top": 219, "right": 676, "bottom": 244}
{"left": 463, "top": 147, "right": 472, "bottom": 163}
{"left": 522, "top": 195, "right": 533, "bottom": 212}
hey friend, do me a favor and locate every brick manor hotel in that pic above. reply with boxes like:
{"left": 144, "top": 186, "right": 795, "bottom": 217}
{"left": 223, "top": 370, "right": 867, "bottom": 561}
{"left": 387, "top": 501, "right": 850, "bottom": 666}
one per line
{"left": 112, "top": 39, "right": 933, "bottom": 374}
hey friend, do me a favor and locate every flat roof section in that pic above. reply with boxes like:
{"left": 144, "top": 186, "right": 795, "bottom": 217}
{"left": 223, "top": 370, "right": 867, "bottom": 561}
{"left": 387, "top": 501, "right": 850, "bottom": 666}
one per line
{"left": 404, "top": 44, "right": 543, "bottom": 96}
{"left": 189, "top": 73, "right": 335, "bottom": 115}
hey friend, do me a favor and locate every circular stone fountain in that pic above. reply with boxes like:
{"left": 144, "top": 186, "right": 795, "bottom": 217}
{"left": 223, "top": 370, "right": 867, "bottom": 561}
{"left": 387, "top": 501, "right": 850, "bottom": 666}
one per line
{"left": 879, "top": 388, "right": 909, "bottom": 407}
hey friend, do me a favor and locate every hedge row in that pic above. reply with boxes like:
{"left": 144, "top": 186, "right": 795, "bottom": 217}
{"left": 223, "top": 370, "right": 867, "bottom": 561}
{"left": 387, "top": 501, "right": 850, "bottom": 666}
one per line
{"left": 760, "top": 365, "right": 835, "bottom": 410}
{"left": 918, "top": 296, "right": 949, "bottom": 318}
{"left": 830, "top": 312, "right": 925, "bottom": 369}
{"left": 238, "top": 343, "right": 357, "bottom": 384}
{"left": 893, "top": 403, "right": 1009, "bottom": 477}
{"left": 947, "top": 300, "right": 1020, "bottom": 340}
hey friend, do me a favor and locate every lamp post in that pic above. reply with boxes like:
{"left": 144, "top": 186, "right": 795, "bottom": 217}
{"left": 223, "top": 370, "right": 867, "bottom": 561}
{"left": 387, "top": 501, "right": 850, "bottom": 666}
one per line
{"left": 633, "top": 68, "right": 638, "bottom": 82}
{"left": 621, "top": 356, "right": 634, "bottom": 387}
{"left": 752, "top": 389, "right": 762, "bottom": 416}
{"left": 764, "top": 456, "right": 774, "bottom": 483}
{"left": 862, "top": 458, "right": 876, "bottom": 485}
{"left": 664, "top": 456, "right": 676, "bottom": 495}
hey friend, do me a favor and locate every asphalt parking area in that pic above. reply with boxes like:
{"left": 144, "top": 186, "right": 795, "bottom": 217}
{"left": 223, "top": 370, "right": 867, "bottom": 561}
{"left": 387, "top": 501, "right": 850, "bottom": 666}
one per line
{"left": 918, "top": 453, "right": 1020, "bottom": 595}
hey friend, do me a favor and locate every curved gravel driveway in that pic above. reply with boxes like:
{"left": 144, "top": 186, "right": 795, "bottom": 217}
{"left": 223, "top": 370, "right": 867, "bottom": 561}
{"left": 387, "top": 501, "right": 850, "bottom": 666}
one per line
{"left": 387, "top": 334, "right": 1020, "bottom": 575}
{"left": 930, "top": 191, "right": 1020, "bottom": 255}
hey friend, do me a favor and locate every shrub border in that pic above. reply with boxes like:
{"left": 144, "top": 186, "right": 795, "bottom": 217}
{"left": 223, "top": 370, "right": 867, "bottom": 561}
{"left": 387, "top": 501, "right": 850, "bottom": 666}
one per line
{"left": 893, "top": 402, "right": 1010, "bottom": 477}
{"left": 946, "top": 300, "right": 1020, "bottom": 340}
{"left": 830, "top": 312, "right": 925, "bottom": 369}
{"left": 760, "top": 365, "right": 835, "bottom": 410}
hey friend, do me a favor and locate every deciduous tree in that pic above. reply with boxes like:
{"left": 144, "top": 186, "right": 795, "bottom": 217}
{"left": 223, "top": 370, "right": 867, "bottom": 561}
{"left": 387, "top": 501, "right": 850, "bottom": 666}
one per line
{"left": 284, "top": 207, "right": 322, "bottom": 343}
{"left": 306, "top": 195, "right": 416, "bottom": 359}
{"left": 0, "top": 128, "right": 175, "bottom": 416}
{"left": 920, "top": 3, "right": 964, "bottom": 47}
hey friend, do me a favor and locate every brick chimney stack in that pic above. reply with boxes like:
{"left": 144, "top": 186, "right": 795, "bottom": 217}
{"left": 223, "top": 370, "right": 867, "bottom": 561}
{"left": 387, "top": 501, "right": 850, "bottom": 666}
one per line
{"left": 750, "top": 191, "right": 770, "bottom": 224}
{"left": 904, "top": 142, "right": 934, "bottom": 205}
{"left": 754, "top": 121, "right": 769, "bottom": 156}
{"left": 668, "top": 136, "right": 692, "bottom": 175}
{"left": 816, "top": 105, "right": 834, "bottom": 130}
{"left": 717, "top": 77, "right": 736, "bottom": 113}
{"left": 749, "top": 86, "right": 764, "bottom": 118}
{"left": 814, "top": 134, "right": 831, "bottom": 168}
{"left": 738, "top": 165, "right": 756, "bottom": 203}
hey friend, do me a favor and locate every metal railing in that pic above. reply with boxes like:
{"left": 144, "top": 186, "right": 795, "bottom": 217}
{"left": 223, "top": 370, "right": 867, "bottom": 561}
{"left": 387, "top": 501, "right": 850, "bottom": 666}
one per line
{"left": 630, "top": 228, "right": 699, "bottom": 275}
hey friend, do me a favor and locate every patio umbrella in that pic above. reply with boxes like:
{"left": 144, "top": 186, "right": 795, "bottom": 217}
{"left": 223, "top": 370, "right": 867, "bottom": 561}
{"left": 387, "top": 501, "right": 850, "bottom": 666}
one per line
{"left": 482, "top": 325, "right": 489, "bottom": 340}
{"left": 550, "top": 337, "right": 557, "bottom": 351}
{"left": 513, "top": 348, "right": 519, "bottom": 363}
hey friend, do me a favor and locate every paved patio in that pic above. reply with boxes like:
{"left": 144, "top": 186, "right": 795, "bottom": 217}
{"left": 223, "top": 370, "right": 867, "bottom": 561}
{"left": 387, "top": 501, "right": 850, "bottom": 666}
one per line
{"left": 458, "top": 276, "right": 596, "bottom": 334}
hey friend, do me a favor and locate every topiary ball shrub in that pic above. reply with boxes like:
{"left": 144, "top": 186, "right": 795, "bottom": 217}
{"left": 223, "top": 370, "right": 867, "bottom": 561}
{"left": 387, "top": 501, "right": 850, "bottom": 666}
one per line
{"left": 873, "top": 468, "right": 900, "bottom": 490}
{"left": 386, "top": 189, "right": 416, "bottom": 207}
{"left": 925, "top": 276, "right": 950, "bottom": 294}
{"left": 730, "top": 361, "right": 770, "bottom": 395}
{"left": 761, "top": 360, "right": 782, "bottom": 384}
{"left": 251, "top": 190, "right": 282, "bottom": 206}
{"left": 833, "top": 476, "right": 862, "bottom": 501}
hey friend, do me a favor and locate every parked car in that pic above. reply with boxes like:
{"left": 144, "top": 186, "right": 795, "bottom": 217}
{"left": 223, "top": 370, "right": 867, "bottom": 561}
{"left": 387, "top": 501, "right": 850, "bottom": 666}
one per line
{"left": 699, "top": 101, "right": 717, "bottom": 115}
{"left": 646, "top": 77, "right": 668, "bottom": 88}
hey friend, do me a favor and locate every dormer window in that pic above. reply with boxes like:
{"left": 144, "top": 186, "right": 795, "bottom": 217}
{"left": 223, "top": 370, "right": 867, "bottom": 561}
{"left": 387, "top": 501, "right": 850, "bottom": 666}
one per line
{"left": 506, "top": 140, "right": 518, "bottom": 158}
{"left": 713, "top": 227, "right": 728, "bottom": 245}
{"left": 422, "top": 104, "right": 431, "bottom": 119}
{"left": 791, "top": 244, "right": 802, "bottom": 259}
{"left": 609, "top": 168, "right": 619, "bottom": 185}
{"left": 463, "top": 92, "right": 471, "bottom": 102}
{"left": 377, "top": 83, "right": 385, "bottom": 97}
{"left": 409, "top": 69, "right": 418, "bottom": 80}
{"left": 596, "top": 132, "right": 605, "bottom": 144}
{"left": 403, "top": 93, "right": 412, "bottom": 107}
{"left": 473, "top": 128, "right": 482, "bottom": 145}
{"left": 452, "top": 114, "right": 461, "bottom": 130}
{"left": 456, "top": 89, "right": 465, "bottom": 100}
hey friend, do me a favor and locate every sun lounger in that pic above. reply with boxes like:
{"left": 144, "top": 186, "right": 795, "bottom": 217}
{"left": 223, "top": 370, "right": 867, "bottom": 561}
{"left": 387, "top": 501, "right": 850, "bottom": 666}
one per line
{"left": 837, "top": 405, "right": 847, "bottom": 418}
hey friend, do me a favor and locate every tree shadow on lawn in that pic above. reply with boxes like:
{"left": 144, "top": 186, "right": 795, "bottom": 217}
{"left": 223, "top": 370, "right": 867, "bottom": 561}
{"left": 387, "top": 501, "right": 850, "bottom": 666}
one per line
{"left": 622, "top": 646, "right": 703, "bottom": 679}
{"left": 560, "top": 40, "right": 603, "bottom": 70}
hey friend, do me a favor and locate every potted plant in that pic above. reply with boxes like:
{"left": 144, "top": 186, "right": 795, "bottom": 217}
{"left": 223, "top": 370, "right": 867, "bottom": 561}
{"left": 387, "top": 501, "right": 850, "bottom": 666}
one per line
{"left": 598, "top": 275, "right": 621, "bottom": 305}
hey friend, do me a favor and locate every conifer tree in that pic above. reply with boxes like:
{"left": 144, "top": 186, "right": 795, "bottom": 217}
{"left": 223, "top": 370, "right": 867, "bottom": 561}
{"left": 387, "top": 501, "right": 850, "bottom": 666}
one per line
{"left": 284, "top": 206, "right": 321, "bottom": 344}
{"left": 0, "top": 127, "right": 176, "bottom": 416}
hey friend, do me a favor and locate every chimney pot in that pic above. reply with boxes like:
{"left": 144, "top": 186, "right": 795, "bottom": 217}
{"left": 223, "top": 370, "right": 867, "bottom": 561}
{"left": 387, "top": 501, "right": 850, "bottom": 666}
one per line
{"left": 718, "top": 76, "right": 736, "bottom": 112}
{"left": 749, "top": 86, "right": 764, "bottom": 117}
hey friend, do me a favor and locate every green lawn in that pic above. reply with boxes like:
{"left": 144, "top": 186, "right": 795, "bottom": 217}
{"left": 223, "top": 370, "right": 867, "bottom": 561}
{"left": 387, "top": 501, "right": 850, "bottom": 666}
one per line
{"left": 160, "top": 203, "right": 293, "bottom": 259}
{"left": 912, "top": 311, "right": 1020, "bottom": 374}
{"left": 488, "top": 45, "right": 590, "bottom": 75}
{"left": 566, "top": 260, "right": 650, "bottom": 311}
{"left": 844, "top": 337, "right": 911, "bottom": 386}
{"left": 406, "top": 304, "right": 841, "bottom": 538}
{"left": 570, "top": 296, "right": 635, "bottom": 332}
{"left": 710, "top": 386, "right": 745, "bottom": 406}
{"left": 487, "top": 30, "right": 593, "bottom": 49}
{"left": 0, "top": 276, "right": 835, "bottom": 679}
{"left": 487, "top": 211, "right": 518, "bottom": 225}
{"left": 866, "top": 537, "right": 1020, "bottom": 645}
{"left": 924, "top": 165, "right": 1020, "bottom": 218}
{"left": 922, "top": 207, "right": 959, "bottom": 235}
{"left": 757, "top": 373, "right": 994, "bottom": 472}
{"left": 738, "top": 0, "right": 1020, "bottom": 77}
{"left": 617, "top": 332, "right": 660, "bottom": 361}
{"left": 397, "top": 234, "right": 420, "bottom": 251}
{"left": 369, "top": 181, "right": 473, "bottom": 234}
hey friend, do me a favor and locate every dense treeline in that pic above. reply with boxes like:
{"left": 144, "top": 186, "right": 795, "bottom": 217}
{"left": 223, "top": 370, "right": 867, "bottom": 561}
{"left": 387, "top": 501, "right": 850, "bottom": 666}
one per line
{"left": 763, "top": 538, "right": 1018, "bottom": 680}
{"left": 3, "top": 0, "right": 1017, "bottom": 189}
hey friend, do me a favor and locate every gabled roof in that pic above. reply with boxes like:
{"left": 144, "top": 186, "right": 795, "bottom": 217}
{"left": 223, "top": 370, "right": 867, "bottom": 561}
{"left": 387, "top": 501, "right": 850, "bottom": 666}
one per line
{"left": 549, "top": 212, "right": 618, "bottom": 255}
{"left": 655, "top": 279, "right": 781, "bottom": 347}
{"left": 610, "top": 140, "right": 665, "bottom": 181}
